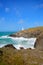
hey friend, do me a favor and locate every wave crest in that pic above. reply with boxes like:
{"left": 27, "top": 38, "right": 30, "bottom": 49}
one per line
{"left": 0, "top": 36, "right": 36, "bottom": 50}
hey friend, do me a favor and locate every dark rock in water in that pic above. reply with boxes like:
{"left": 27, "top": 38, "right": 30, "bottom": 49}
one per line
{"left": 4, "top": 44, "right": 16, "bottom": 49}
{"left": 10, "top": 34, "right": 17, "bottom": 37}
{"left": 34, "top": 33, "right": 43, "bottom": 50}
{"left": 20, "top": 47, "right": 24, "bottom": 49}
{"left": 0, "top": 50, "right": 3, "bottom": 56}
{"left": 29, "top": 48, "right": 32, "bottom": 50}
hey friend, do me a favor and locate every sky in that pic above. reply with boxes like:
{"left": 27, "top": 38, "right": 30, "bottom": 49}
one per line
{"left": 0, "top": 0, "right": 43, "bottom": 31}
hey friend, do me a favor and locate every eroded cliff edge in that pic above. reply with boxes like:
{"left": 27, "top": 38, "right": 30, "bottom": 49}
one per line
{"left": 9, "top": 26, "right": 43, "bottom": 50}
{"left": 0, "top": 27, "right": 43, "bottom": 65}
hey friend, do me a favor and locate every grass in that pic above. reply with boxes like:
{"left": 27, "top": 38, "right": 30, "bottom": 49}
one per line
{"left": 19, "top": 26, "right": 43, "bottom": 32}
{"left": 0, "top": 48, "right": 43, "bottom": 65}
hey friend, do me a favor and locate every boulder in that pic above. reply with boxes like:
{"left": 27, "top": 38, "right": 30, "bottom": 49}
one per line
{"left": 20, "top": 47, "right": 24, "bottom": 49}
{"left": 34, "top": 33, "right": 43, "bottom": 50}
{"left": 4, "top": 44, "right": 16, "bottom": 49}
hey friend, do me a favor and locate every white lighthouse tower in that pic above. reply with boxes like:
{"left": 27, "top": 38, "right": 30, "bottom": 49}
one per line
{"left": 22, "top": 27, "right": 24, "bottom": 31}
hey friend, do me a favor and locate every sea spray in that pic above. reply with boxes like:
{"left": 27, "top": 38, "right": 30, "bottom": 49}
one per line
{"left": 0, "top": 36, "right": 36, "bottom": 49}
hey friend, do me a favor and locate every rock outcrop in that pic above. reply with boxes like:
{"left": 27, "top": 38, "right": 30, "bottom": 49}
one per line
{"left": 9, "top": 27, "right": 43, "bottom": 49}
{"left": 20, "top": 47, "right": 24, "bottom": 49}
{"left": 4, "top": 44, "right": 16, "bottom": 49}
{"left": 10, "top": 27, "right": 43, "bottom": 38}
{"left": 0, "top": 27, "right": 43, "bottom": 65}
{"left": 34, "top": 33, "right": 43, "bottom": 50}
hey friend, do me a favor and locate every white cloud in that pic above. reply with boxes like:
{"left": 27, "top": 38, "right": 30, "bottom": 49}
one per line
{"left": 5, "top": 7, "right": 10, "bottom": 12}
{"left": 0, "top": 17, "right": 5, "bottom": 25}
{"left": 18, "top": 19, "right": 24, "bottom": 24}
{"left": 33, "top": 4, "right": 43, "bottom": 9}
{"left": 33, "top": 21, "right": 40, "bottom": 27}
{"left": 14, "top": 7, "right": 17, "bottom": 10}
{"left": 39, "top": 4, "right": 43, "bottom": 8}
{"left": 1, "top": 17, "right": 5, "bottom": 21}
{"left": 36, "top": 4, "right": 43, "bottom": 8}
{"left": 14, "top": 7, "right": 21, "bottom": 17}
{"left": 15, "top": 9, "right": 19, "bottom": 15}
{"left": 0, "top": 3, "right": 3, "bottom": 7}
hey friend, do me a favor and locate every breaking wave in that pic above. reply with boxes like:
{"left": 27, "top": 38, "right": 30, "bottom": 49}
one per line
{"left": 0, "top": 36, "right": 36, "bottom": 50}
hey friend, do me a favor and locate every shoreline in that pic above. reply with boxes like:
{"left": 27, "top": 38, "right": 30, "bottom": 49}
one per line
{"left": 0, "top": 36, "right": 36, "bottom": 50}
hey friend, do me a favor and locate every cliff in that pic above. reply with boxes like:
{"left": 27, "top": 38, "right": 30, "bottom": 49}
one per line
{"left": 10, "top": 26, "right": 43, "bottom": 49}
{"left": 0, "top": 26, "right": 43, "bottom": 65}
{"left": 10, "top": 27, "right": 43, "bottom": 38}
{"left": 34, "top": 33, "right": 43, "bottom": 50}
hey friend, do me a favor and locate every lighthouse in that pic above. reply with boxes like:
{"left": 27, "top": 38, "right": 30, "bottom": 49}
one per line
{"left": 22, "top": 27, "right": 24, "bottom": 30}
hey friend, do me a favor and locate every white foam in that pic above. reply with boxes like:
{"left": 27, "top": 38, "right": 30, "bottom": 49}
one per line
{"left": 0, "top": 36, "right": 36, "bottom": 50}
{"left": 0, "top": 36, "right": 8, "bottom": 38}
{"left": 11, "top": 37, "right": 36, "bottom": 49}
{"left": 0, "top": 44, "right": 7, "bottom": 48}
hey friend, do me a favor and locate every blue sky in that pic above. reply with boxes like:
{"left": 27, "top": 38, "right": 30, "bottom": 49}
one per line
{"left": 0, "top": 0, "right": 43, "bottom": 31}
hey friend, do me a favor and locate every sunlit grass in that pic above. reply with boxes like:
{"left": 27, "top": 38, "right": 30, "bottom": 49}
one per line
{"left": 0, "top": 48, "right": 43, "bottom": 65}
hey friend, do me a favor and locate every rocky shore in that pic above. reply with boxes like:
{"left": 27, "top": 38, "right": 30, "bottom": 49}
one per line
{"left": 10, "top": 26, "right": 43, "bottom": 50}
{"left": 0, "top": 44, "right": 43, "bottom": 65}
{"left": 0, "top": 26, "right": 43, "bottom": 65}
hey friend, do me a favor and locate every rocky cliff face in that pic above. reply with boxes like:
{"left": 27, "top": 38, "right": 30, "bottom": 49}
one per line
{"left": 0, "top": 27, "right": 43, "bottom": 65}
{"left": 34, "top": 33, "right": 43, "bottom": 50}
{"left": 10, "top": 27, "right": 43, "bottom": 38}
{"left": 9, "top": 27, "right": 43, "bottom": 50}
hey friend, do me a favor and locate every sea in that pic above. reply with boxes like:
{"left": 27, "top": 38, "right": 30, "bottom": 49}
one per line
{"left": 0, "top": 32, "right": 36, "bottom": 50}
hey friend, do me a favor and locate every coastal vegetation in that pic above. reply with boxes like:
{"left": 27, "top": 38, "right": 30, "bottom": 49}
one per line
{"left": 0, "top": 47, "right": 43, "bottom": 65}
{"left": 0, "top": 26, "right": 43, "bottom": 65}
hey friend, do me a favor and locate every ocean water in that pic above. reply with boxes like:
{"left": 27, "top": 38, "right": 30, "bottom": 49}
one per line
{"left": 0, "top": 32, "right": 36, "bottom": 50}
{"left": 0, "top": 32, "right": 16, "bottom": 36}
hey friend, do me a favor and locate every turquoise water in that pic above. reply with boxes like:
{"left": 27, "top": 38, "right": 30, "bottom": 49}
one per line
{"left": 0, "top": 32, "right": 16, "bottom": 46}
{"left": 0, "top": 32, "right": 16, "bottom": 36}
{"left": 0, "top": 32, "right": 36, "bottom": 49}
